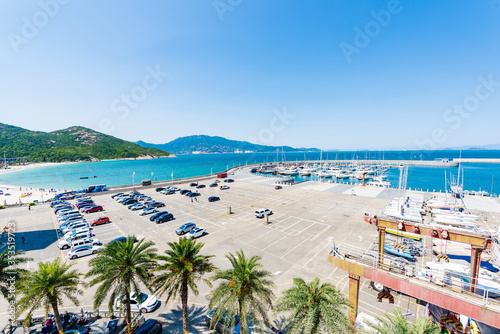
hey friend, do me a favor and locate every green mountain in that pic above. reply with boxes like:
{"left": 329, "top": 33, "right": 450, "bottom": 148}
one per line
{"left": 136, "top": 135, "right": 319, "bottom": 154}
{"left": 0, "top": 123, "right": 169, "bottom": 162}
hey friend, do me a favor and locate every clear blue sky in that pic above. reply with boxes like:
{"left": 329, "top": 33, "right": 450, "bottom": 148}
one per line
{"left": 1, "top": 1, "right": 499, "bottom": 150}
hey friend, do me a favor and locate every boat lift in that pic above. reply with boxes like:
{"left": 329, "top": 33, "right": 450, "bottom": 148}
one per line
{"left": 365, "top": 214, "right": 491, "bottom": 294}
{"left": 330, "top": 214, "right": 497, "bottom": 327}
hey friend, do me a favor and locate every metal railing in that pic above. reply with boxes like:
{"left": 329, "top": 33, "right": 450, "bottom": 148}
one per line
{"left": 330, "top": 240, "right": 500, "bottom": 308}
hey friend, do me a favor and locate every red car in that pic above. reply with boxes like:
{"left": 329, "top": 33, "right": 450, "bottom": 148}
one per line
{"left": 84, "top": 205, "right": 103, "bottom": 213}
{"left": 90, "top": 216, "right": 110, "bottom": 226}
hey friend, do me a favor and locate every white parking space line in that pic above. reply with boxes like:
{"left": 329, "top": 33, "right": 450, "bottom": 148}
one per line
{"left": 262, "top": 233, "right": 290, "bottom": 251}
{"left": 280, "top": 238, "right": 310, "bottom": 259}
{"left": 280, "top": 218, "right": 303, "bottom": 231}
{"left": 303, "top": 241, "right": 331, "bottom": 267}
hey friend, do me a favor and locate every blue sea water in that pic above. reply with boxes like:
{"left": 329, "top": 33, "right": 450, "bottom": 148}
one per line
{"left": 1, "top": 150, "right": 500, "bottom": 195}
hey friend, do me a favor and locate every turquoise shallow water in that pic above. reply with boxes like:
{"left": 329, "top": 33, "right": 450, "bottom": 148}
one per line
{"left": 1, "top": 150, "right": 500, "bottom": 195}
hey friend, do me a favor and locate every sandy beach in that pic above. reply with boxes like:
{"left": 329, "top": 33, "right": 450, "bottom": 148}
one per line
{"left": 0, "top": 163, "right": 66, "bottom": 206}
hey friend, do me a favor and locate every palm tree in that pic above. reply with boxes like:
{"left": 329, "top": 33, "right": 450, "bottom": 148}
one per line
{"left": 17, "top": 258, "right": 83, "bottom": 334}
{"left": 208, "top": 250, "right": 275, "bottom": 334}
{"left": 150, "top": 237, "right": 216, "bottom": 334}
{"left": 86, "top": 237, "right": 157, "bottom": 334}
{"left": 273, "top": 277, "right": 353, "bottom": 334}
{"left": 0, "top": 248, "right": 32, "bottom": 300}
{"left": 362, "top": 310, "right": 440, "bottom": 334}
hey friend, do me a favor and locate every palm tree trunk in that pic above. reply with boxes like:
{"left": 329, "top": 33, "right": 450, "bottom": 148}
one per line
{"left": 238, "top": 301, "right": 245, "bottom": 334}
{"left": 126, "top": 293, "right": 132, "bottom": 334}
{"left": 181, "top": 275, "right": 189, "bottom": 334}
{"left": 49, "top": 299, "right": 64, "bottom": 334}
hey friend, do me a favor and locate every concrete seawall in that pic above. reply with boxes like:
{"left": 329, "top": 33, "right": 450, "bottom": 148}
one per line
{"left": 454, "top": 158, "right": 500, "bottom": 163}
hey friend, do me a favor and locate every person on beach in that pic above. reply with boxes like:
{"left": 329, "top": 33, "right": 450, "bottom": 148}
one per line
{"left": 28, "top": 205, "right": 31, "bottom": 211}
{"left": 22, "top": 236, "right": 25, "bottom": 244}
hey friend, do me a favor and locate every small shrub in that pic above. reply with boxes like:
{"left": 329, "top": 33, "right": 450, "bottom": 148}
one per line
{"left": 0, "top": 205, "right": 4, "bottom": 209}
{"left": 28, "top": 202, "right": 36, "bottom": 206}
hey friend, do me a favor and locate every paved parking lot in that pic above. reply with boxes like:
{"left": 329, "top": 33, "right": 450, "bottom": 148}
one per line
{"left": 0, "top": 171, "right": 435, "bottom": 333}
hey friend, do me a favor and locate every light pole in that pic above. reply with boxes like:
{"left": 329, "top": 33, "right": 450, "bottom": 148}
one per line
{"left": 3, "top": 151, "right": 5, "bottom": 169}
{"left": 132, "top": 172, "right": 135, "bottom": 191}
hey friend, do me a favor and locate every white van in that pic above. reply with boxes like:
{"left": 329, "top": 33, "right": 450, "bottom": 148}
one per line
{"left": 58, "top": 231, "right": 92, "bottom": 249}
{"left": 61, "top": 222, "right": 89, "bottom": 234}
{"left": 255, "top": 208, "right": 272, "bottom": 218}
{"left": 57, "top": 211, "right": 80, "bottom": 219}
{"left": 60, "top": 220, "right": 87, "bottom": 230}
{"left": 63, "top": 227, "right": 90, "bottom": 239}
{"left": 59, "top": 215, "right": 83, "bottom": 224}
{"left": 58, "top": 213, "right": 82, "bottom": 221}
{"left": 71, "top": 238, "right": 101, "bottom": 250}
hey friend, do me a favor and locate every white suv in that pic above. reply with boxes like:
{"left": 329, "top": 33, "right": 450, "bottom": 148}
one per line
{"left": 255, "top": 208, "right": 272, "bottom": 218}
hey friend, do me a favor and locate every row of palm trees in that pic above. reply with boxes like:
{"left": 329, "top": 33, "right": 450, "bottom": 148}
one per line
{"left": 0, "top": 238, "right": 440, "bottom": 334}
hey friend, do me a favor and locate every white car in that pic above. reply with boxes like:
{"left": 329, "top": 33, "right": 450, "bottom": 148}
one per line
{"left": 115, "top": 292, "right": 159, "bottom": 313}
{"left": 139, "top": 207, "right": 158, "bottom": 216}
{"left": 130, "top": 203, "right": 146, "bottom": 211}
{"left": 186, "top": 227, "right": 206, "bottom": 239}
{"left": 63, "top": 227, "right": 91, "bottom": 239}
{"left": 60, "top": 222, "right": 89, "bottom": 234}
{"left": 255, "top": 208, "right": 272, "bottom": 218}
{"left": 67, "top": 245, "right": 101, "bottom": 259}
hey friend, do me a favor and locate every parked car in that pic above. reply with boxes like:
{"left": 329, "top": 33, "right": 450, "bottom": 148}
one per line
{"left": 196, "top": 184, "right": 206, "bottom": 189}
{"left": 111, "top": 193, "right": 124, "bottom": 199}
{"left": 224, "top": 179, "right": 234, "bottom": 183}
{"left": 275, "top": 185, "right": 282, "bottom": 190}
{"left": 180, "top": 189, "right": 190, "bottom": 195}
{"left": 155, "top": 213, "right": 174, "bottom": 224}
{"left": 67, "top": 245, "right": 101, "bottom": 259}
{"left": 186, "top": 227, "right": 206, "bottom": 239}
{"left": 117, "top": 196, "right": 132, "bottom": 203}
{"left": 140, "top": 207, "right": 158, "bottom": 216}
{"left": 57, "top": 231, "right": 92, "bottom": 249}
{"left": 114, "top": 292, "right": 159, "bottom": 313}
{"left": 116, "top": 195, "right": 131, "bottom": 202}
{"left": 205, "top": 308, "right": 254, "bottom": 334}
{"left": 76, "top": 202, "right": 94, "bottom": 209}
{"left": 175, "top": 223, "right": 196, "bottom": 235}
{"left": 50, "top": 200, "right": 67, "bottom": 207}
{"left": 84, "top": 205, "right": 103, "bottom": 213}
{"left": 75, "top": 198, "right": 93, "bottom": 204}
{"left": 220, "top": 185, "right": 230, "bottom": 190}
{"left": 122, "top": 199, "right": 137, "bottom": 205}
{"left": 60, "top": 222, "right": 89, "bottom": 234}
{"left": 155, "top": 187, "right": 165, "bottom": 192}
{"left": 209, "top": 183, "right": 218, "bottom": 187}
{"left": 108, "top": 236, "right": 138, "bottom": 244}
{"left": 90, "top": 216, "right": 110, "bottom": 226}
{"left": 255, "top": 208, "right": 272, "bottom": 218}
{"left": 189, "top": 182, "right": 198, "bottom": 187}
{"left": 149, "top": 211, "right": 169, "bottom": 221}
{"left": 70, "top": 237, "right": 101, "bottom": 250}
{"left": 188, "top": 192, "right": 200, "bottom": 197}
{"left": 135, "top": 319, "right": 163, "bottom": 334}
{"left": 208, "top": 196, "right": 220, "bottom": 202}
{"left": 62, "top": 227, "right": 90, "bottom": 239}
{"left": 129, "top": 203, "right": 146, "bottom": 211}
{"left": 162, "top": 190, "right": 175, "bottom": 195}
{"left": 78, "top": 204, "right": 96, "bottom": 212}
{"left": 149, "top": 202, "right": 165, "bottom": 208}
